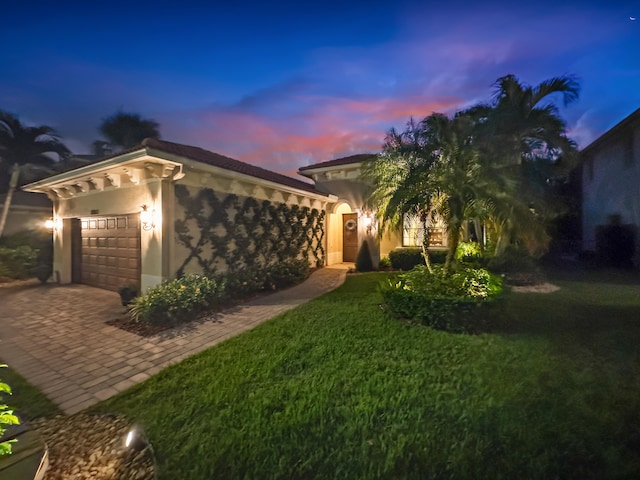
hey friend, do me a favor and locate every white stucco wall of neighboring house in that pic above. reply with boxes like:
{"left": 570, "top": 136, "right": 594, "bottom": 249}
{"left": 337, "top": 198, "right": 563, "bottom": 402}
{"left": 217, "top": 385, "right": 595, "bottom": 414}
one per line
{"left": 582, "top": 108, "right": 640, "bottom": 266}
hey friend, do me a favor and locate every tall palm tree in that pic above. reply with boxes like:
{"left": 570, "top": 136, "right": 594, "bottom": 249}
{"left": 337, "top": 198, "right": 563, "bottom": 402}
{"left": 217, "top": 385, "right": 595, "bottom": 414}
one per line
{"left": 0, "top": 111, "right": 70, "bottom": 237}
{"left": 98, "top": 111, "right": 160, "bottom": 152}
{"left": 479, "top": 74, "right": 581, "bottom": 255}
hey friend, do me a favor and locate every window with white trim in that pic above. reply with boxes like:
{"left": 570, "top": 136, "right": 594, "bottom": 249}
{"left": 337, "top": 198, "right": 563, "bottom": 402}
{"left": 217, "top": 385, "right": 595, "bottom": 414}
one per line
{"left": 402, "top": 213, "right": 445, "bottom": 247}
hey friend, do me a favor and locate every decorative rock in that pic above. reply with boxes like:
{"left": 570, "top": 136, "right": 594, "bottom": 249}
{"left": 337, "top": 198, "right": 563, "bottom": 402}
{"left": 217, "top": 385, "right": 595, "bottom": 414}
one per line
{"left": 29, "top": 413, "right": 155, "bottom": 479}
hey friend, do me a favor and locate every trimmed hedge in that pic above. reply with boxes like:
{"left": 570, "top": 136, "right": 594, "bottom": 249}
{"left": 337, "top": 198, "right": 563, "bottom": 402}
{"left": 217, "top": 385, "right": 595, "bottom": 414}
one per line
{"left": 388, "top": 248, "right": 447, "bottom": 270}
{"left": 388, "top": 248, "right": 425, "bottom": 271}
{"left": 129, "top": 259, "right": 310, "bottom": 326}
{"left": 380, "top": 265, "right": 503, "bottom": 333}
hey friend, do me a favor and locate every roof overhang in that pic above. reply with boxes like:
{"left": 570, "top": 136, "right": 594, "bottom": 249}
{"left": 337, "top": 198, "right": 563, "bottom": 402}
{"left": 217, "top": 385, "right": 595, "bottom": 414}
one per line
{"left": 23, "top": 148, "right": 185, "bottom": 200}
{"left": 24, "top": 145, "right": 337, "bottom": 204}
{"left": 298, "top": 162, "right": 363, "bottom": 181}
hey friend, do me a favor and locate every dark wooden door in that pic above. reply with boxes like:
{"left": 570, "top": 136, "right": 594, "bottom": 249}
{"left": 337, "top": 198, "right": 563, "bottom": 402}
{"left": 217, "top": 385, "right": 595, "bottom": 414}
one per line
{"left": 343, "top": 213, "right": 358, "bottom": 262}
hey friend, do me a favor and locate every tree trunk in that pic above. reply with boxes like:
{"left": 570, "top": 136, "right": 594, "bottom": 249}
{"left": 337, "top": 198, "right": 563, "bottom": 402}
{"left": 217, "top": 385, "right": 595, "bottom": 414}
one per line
{"left": 420, "top": 212, "right": 434, "bottom": 273}
{"left": 444, "top": 219, "right": 462, "bottom": 275}
{"left": 0, "top": 164, "right": 20, "bottom": 238}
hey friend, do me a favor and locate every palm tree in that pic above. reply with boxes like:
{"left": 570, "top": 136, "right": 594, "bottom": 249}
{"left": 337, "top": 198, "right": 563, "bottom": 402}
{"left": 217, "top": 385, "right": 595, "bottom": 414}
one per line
{"left": 364, "top": 119, "right": 439, "bottom": 272}
{"left": 366, "top": 112, "right": 507, "bottom": 274}
{"left": 0, "top": 111, "right": 70, "bottom": 237}
{"left": 478, "top": 74, "right": 581, "bottom": 255}
{"left": 97, "top": 111, "right": 160, "bottom": 152}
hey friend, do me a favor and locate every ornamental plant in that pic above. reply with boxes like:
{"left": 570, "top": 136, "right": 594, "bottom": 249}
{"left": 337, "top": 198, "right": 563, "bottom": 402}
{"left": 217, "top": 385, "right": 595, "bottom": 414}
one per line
{"left": 129, "top": 259, "right": 311, "bottom": 326}
{"left": 129, "top": 274, "right": 226, "bottom": 325}
{"left": 380, "top": 265, "right": 503, "bottom": 333}
{"left": 0, "top": 365, "right": 20, "bottom": 456}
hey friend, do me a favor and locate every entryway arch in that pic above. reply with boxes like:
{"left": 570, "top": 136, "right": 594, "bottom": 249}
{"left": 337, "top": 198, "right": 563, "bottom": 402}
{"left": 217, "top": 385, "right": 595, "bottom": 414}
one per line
{"left": 326, "top": 201, "right": 355, "bottom": 265}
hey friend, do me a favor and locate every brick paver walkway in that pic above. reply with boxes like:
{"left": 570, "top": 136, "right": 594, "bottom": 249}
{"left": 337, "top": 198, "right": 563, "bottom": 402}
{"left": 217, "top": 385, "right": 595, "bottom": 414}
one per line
{"left": 0, "top": 265, "right": 348, "bottom": 414}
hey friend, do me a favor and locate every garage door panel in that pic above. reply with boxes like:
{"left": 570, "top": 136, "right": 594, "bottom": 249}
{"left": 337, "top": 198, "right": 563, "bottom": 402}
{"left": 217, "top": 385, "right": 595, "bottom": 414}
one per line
{"left": 78, "top": 214, "right": 141, "bottom": 292}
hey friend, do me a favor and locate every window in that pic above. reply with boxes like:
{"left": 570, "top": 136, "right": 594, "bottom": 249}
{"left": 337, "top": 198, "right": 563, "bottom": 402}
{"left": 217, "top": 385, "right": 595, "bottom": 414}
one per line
{"left": 402, "top": 213, "right": 445, "bottom": 247}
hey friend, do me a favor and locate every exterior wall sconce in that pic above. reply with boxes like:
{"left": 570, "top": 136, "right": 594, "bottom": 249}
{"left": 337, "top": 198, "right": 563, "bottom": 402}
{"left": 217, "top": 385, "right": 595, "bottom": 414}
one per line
{"left": 140, "top": 205, "right": 156, "bottom": 231}
{"left": 362, "top": 212, "right": 376, "bottom": 235}
{"left": 45, "top": 218, "right": 62, "bottom": 231}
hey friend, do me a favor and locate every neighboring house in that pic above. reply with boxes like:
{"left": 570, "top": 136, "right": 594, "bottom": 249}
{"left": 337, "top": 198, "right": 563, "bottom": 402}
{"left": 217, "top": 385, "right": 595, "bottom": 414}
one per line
{"left": 0, "top": 191, "right": 52, "bottom": 237}
{"left": 23, "top": 138, "right": 445, "bottom": 293}
{"left": 581, "top": 107, "right": 640, "bottom": 267}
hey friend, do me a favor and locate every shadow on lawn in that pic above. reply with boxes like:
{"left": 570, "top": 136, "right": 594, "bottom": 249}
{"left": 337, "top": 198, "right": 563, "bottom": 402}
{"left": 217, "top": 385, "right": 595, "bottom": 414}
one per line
{"left": 497, "top": 302, "right": 640, "bottom": 338}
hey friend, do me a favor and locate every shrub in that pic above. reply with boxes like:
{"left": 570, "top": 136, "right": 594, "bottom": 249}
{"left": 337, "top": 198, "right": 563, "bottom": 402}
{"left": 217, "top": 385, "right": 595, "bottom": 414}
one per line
{"left": 355, "top": 241, "right": 373, "bottom": 272}
{"left": 0, "top": 365, "right": 20, "bottom": 456}
{"left": 264, "top": 259, "right": 309, "bottom": 290}
{"left": 487, "top": 245, "right": 539, "bottom": 273}
{"left": 456, "top": 241, "right": 482, "bottom": 261}
{"left": 0, "top": 230, "right": 53, "bottom": 283}
{"left": 380, "top": 265, "right": 503, "bottom": 333}
{"left": 388, "top": 248, "right": 425, "bottom": 271}
{"left": 118, "top": 283, "right": 139, "bottom": 306}
{"left": 378, "top": 256, "right": 391, "bottom": 269}
{"left": 0, "top": 245, "right": 39, "bottom": 279}
{"left": 129, "top": 259, "right": 312, "bottom": 326}
{"left": 129, "top": 274, "right": 226, "bottom": 325}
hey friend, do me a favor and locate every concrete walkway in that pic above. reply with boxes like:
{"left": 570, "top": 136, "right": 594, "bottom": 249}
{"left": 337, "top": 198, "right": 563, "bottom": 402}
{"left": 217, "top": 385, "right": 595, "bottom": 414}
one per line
{"left": 0, "top": 265, "right": 349, "bottom": 414}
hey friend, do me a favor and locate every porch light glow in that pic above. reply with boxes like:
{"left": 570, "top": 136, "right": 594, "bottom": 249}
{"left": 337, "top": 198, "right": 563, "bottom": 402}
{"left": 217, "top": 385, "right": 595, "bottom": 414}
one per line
{"left": 45, "top": 218, "right": 62, "bottom": 231}
{"left": 140, "top": 205, "right": 156, "bottom": 231}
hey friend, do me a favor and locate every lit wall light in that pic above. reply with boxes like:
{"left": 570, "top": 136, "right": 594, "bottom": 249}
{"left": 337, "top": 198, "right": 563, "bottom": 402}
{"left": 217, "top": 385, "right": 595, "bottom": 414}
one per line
{"left": 362, "top": 212, "right": 376, "bottom": 235}
{"left": 45, "top": 218, "right": 62, "bottom": 231}
{"left": 140, "top": 205, "right": 156, "bottom": 231}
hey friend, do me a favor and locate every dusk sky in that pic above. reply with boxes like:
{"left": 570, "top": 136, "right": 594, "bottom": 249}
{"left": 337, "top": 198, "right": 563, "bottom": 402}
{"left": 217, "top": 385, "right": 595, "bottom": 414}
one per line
{"left": 2, "top": 0, "right": 639, "bottom": 177}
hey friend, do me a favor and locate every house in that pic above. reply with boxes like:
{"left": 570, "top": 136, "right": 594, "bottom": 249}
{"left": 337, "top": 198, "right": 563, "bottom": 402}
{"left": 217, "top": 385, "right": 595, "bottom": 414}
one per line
{"left": 581, "top": 108, "right": 640, "bottom": 267}
{"left": 23, "top": 138, "right": 446, "bottom": 292}
{"left": 298, "top": 154, "right": 448, "bottom": 266}
{"left": 0, "top": 191, "right": 52, "bottom": 237}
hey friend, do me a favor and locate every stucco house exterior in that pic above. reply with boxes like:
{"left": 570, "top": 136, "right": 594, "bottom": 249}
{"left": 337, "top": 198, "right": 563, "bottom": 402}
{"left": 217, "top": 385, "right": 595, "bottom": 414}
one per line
{"left": 581, "top": 107, "right": 640, "bottom": 267}
{"left": 24, "top": 138, "right": 447, "bottom": 292}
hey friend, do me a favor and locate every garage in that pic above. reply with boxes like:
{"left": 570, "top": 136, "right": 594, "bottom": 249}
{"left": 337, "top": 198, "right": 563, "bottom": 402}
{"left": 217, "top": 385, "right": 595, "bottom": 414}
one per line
{"left": 75, "top": 214, "right": 141, "bottom": 292}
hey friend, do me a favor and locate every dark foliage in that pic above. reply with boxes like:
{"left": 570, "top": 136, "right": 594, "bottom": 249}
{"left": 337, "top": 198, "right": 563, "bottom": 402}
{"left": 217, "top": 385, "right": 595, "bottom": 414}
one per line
{"left": 355, "top": 240, "right": 373, "bottom": 272}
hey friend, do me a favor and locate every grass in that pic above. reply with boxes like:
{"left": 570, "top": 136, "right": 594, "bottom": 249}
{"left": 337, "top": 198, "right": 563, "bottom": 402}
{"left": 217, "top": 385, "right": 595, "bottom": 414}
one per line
{"left": 94, "top": 269, "right": 640, "bottom": 479}
{"left": 0, "top": 362, "right": 61, "bottom": 421}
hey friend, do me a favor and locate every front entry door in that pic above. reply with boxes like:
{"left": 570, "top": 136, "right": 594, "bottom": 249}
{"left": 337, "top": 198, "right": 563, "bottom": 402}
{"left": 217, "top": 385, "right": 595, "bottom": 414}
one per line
{"left": 343, "top": 213, "right": 358, "bottom": 262}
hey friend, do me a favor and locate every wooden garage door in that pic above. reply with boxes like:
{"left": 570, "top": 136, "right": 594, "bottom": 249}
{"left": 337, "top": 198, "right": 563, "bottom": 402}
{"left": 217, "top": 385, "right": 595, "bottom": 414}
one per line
{"left": 79, "top": 214, "right": 141, "bottom": 292}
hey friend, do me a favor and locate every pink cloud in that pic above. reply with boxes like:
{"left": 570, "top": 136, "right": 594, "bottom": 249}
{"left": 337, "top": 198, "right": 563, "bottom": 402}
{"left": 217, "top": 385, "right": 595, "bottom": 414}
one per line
{"left": 160, "top": 93, "right": 463, "bottom": 175}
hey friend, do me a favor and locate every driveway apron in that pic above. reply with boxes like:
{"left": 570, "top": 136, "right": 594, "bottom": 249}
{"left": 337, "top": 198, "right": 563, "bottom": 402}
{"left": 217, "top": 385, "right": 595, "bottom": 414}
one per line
{"left": 0, "top": 265, "right": 348, "bottom": 414}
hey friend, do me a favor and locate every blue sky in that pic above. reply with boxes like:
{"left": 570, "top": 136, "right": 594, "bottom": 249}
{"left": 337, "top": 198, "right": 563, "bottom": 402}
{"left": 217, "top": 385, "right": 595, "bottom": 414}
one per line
{"left": 2, "top": 0, "right": 639, "bottom": 176}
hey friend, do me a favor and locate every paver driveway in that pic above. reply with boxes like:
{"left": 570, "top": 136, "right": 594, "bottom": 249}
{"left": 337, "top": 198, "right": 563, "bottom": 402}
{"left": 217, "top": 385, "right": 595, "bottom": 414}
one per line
{"left": 0, "top": 266, "right": 348, "bottom": 414}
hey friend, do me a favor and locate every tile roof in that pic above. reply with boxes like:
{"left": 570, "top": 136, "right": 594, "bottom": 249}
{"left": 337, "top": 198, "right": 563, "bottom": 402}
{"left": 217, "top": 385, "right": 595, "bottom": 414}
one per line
{"left": 141, "top": 138, "right": 321, "bottom": 194}
{"left": 298, "top": 153, "right": 377, "bottom": 171}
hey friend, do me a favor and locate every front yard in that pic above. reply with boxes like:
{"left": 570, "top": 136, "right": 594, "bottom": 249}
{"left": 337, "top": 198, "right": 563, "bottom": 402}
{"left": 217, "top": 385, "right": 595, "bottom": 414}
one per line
{"left": 86, "top": 268, "right": 640, "bottom": 479}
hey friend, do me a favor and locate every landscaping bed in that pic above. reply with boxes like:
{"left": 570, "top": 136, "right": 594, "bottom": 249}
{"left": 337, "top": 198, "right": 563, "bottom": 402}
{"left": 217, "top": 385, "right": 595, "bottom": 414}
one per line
{"left": 31, "top": 414, "right": 154, "bottom": 480}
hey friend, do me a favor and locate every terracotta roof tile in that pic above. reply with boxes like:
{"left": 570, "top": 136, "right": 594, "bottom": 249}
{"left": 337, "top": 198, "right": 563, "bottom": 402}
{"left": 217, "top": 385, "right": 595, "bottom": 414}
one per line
{"left": 141, "top": 138, "right": 321, "bottom": 194}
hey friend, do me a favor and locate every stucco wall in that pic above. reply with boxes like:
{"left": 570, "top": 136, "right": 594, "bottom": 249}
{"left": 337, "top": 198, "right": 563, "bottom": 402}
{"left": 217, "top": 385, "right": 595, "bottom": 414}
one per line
{"left": 582, "top": 126, "right": 640, "bottom": 265}
{"left": 171, "top": 178, "right": 328, "bottom": 277}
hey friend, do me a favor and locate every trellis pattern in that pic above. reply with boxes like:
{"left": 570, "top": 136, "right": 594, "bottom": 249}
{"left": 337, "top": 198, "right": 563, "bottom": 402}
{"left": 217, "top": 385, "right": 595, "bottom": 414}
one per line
{"left": 174, "top": 184, "right": 325, "bottom": 277}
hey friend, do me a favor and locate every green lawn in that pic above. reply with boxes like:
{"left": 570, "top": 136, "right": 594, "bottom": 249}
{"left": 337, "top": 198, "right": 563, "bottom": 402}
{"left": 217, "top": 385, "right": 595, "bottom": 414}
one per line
{"left": 0, "top": 363, "right": 61, "bottom": 421}
{"left": 96, "top": 270, "right": 640, "bottom": 479}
